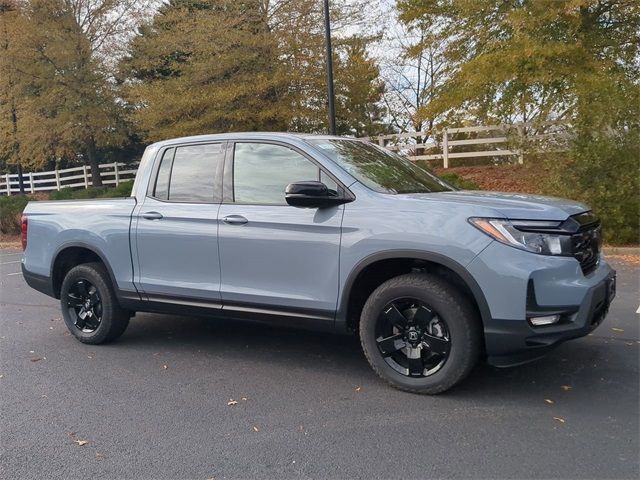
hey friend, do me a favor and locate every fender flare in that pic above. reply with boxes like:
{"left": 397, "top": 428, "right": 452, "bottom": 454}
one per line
{"left": 336, "top": 249, "right": 491, "bottom": 329}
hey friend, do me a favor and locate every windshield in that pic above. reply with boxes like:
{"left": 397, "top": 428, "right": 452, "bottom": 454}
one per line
{"left": 307, "top": 139, "right": 454, "bottom": 194}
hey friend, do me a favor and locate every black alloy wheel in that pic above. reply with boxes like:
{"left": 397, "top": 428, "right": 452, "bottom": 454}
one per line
{"left": 66, "top": 279, "right": 103, "bottom": 333}
{"left": 359, "top": 273, "right": 482, "bottom": 394}
{"left": 376, "top": 298, "right": 451, "bottom": 377}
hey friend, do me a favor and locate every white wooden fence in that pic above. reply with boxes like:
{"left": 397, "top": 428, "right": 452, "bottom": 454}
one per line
{"left": 0, "top": 162, "right": 137, "bottom": 196}
{"left": 366, "top": 122, "right": 568, "bottom": 168}
{"left": 0, "top": 123, "right": 568, "bottom": 195}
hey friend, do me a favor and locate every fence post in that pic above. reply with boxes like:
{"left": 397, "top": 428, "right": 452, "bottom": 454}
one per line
{"left": 29, "top": 172, "right": 35, "bottom": 194}
{"left": 83, "top": 165, "right": 89, "bottom": 189}
{"left": 5, "top": 173, "right": 11, "bottom": 196}
{"left": 516, "top": 124, "right": 524, "bottom": 164}
{"left": 54, "top": 169, "right": 61, "bottom": 190}
{"left": 114, "top": 162, "right": 120, "bottom": 186}
{"left": 442, "top": 129, "right": 449, "bottom": 168}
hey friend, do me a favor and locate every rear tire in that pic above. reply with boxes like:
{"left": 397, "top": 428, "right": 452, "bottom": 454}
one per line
{"left": 60, "top": 262, "right": 130, "bottom": 344}
{"left": 359, "top": 273, "right": 481, "bottom": 394}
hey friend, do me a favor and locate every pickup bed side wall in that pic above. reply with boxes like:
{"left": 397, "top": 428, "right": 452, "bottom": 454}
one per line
{"left": 23, "top": 198, "right": 138, "bottom": 294}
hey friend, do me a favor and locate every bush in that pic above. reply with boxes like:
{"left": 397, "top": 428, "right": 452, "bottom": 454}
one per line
{"left": 546, "top": 128, "right": 639, "bottom": 245}
{"left": 0, "top": 195, "right": 29, "bottom": 234}
{"left": 48, "top": 181, "right": 134, "bottom": 200}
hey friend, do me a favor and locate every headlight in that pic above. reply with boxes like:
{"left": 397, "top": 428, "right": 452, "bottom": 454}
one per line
{"left": 469, "top": 218, "right": 573, "bottom": 255}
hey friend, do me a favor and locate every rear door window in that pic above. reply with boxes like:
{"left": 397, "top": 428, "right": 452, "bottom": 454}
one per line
{"left": 151, "top": 143, "right": 224, "bottom": 203}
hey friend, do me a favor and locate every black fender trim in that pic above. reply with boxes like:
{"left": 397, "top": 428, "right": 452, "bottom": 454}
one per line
{"left": 50, "top": 242, "right": 141, "bottom": 302}
{"left": 336, "top": 249, "right": 492, "bottom": 332}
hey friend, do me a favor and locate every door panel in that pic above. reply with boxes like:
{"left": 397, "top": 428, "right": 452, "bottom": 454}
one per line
{"left": 218, "top": 141, "right": 344, "bottom": 316}
{"left": 218, "top": 204, "right": 343, "bottom": 313}
{"left": 135, "top": 198, "right": 221, "bottom": 302}
{"left": 133, "top": 142, "right": 224, "bottom": 303}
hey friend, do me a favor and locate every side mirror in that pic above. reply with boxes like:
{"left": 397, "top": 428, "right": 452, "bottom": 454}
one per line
{"left": 285, "top": 181, "right": 349, "bottom": 208}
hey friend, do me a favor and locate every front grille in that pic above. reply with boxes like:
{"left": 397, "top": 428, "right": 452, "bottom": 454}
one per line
{"left": 571, "top": 224, "right": 601, "bottom": 275}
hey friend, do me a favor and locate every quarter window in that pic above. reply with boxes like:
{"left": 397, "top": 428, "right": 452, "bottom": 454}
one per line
{"left": 233, "top": 143, "right": 334, "bottom": 204}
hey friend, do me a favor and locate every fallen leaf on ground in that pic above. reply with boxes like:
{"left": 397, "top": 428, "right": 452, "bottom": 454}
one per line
{"left": 253, "top": 426, "right": 259, "bottom": 432}
{"left": 355, "top": 386, "right": 361, "bottom": 392}
{"left": 162, "top": 365, "right": 168, "bottom": 370}
{"left": 30, "top": 357, "right": 42, "bottom": 362}
{"left": 611, "top": 328, "right": 624, "bottom": 333}
{"left": 241, "top": 397, "right": 247, "bottom": 401}
{"left": 74, "top": 440, "right": 88, "bottom": 446}
{"left": 544, "top": 399, "right": 554, "bottom": 404}
{"left": 553, "top": 417, "right": 566, "bottom": 424}
{"left": 227, "top": 399, "right": 238, "bottom": 406}
{"left": 560, "top": 385, "right": 572, "bottom": 391}
{"left": 605, "top": 254, "right": 640, "bottom": 266}
{"left": 95, "top": 452, "right": 105, "bottom": 461}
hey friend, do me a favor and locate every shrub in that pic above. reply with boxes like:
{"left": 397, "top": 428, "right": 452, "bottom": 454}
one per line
{"left": 546, "top": 128, "right": 639, "bottom": 245}
{"left": 0, "top": 195, "right": 29, "bottom": 234}
{"left": 48, "top": 181, "right": 134, "bottom": 200}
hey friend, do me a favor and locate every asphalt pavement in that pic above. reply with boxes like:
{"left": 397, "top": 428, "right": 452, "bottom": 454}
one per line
{"left": 1, "top": 249, "right": 638, "bottom": 480}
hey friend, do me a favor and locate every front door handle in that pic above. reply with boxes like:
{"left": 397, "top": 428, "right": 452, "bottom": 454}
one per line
{"left": 142, "top": 211, "right": 163, "bottom": 220}
{"left": 222, "top": 215, "right": 248, "bottom": 225}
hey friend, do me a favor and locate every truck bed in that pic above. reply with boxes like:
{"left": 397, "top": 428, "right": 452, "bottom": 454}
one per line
{"left": 23, "top": 197, "right": 138, "bottom": 294}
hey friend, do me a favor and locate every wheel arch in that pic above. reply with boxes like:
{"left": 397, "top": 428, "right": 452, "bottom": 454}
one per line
{"left": 50, "top": 242, "right": 119, "bottom": 299}
{"left": 337, "top": 250, "right": 491, "bottom": 333}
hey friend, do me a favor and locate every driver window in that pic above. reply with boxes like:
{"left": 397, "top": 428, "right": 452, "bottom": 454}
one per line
{"left": 233, "top": 142, "right": 336, "bottom": 204}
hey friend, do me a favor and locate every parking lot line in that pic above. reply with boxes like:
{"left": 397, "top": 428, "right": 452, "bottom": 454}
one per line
{"left": 6, "top": 272, "right": 21, "bottom": 276}
{"left": 0, "top": 252, "right": 21, "bottom": 258}
{"left": 0, "top": 261, "right": 21, "bottom": 265}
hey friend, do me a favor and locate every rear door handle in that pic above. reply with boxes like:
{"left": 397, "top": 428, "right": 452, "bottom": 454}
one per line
{"left": 142, "top": 211, "right": 163, "bottom": 220}
{"left": 222, "top": 215, "right": 248, "bottom": 225}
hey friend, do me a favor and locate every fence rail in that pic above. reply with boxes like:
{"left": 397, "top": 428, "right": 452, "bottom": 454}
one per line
{"left": 366, "top": 122, "right": 568, "bottom": 168}
{"left": 1, "top": 122, "right": 569, "bottom": 196}
{"left": 0, "top": 162, "right": 137, "bottom": 196}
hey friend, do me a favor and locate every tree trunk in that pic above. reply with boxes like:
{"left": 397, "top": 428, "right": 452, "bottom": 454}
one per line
{"left": 86, "top": 136, "right": 102, "bottom": 187}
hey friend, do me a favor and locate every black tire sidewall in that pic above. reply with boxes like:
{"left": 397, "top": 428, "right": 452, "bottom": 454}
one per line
{"left": 360, "top": 273, "right": 481, "bottom": 394}
{"left": 60, "top": 263, "right": 127, "bottom": 344}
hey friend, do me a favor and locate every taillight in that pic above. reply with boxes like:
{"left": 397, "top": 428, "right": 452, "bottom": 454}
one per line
{"left": 21, "top": 215, "right": 28, "bottom": 251}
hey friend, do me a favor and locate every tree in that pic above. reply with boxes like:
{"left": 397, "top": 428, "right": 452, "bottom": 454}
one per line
{"left": 121, "top": 0, "right": 389, "bottom": 140}
{"left": 397, "top": 0, "right": 640, "bottom": 125}
{"left": 380, "top": 19, "right": 450, "bottom": 135}
{"left": 122, "top": 0, "right": 294, "bottom": 140}
{"left": 334, "top": 38, "right": 389, "bottom": 137}
{"left": 1, "top": 0, "right": 152, "bottom": 183}
{"left": 0, "top": 1, "right": 21, "bottom": 178}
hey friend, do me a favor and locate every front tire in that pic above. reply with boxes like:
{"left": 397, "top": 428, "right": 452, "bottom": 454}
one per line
{"left": 60, "top": 262, "right": 130, "bottom": 344}
{"left": 360, "top": 273, "right": 481, "bottom": 394}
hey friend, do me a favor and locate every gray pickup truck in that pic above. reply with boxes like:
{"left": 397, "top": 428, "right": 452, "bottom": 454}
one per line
{"left": 21, "top": 133, "right": 616, "bottom": 393}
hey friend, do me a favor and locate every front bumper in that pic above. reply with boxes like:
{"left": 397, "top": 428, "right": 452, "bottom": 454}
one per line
{"left": 484, "top": 271, "right": 615, "bottom": 366}
{"left": 466, "top": 241, "right": 616, "bottom": 367}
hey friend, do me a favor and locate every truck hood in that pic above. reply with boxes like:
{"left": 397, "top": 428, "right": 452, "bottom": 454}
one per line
{"left": 397, "top": 190, "right": 589, "bottom": 221}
